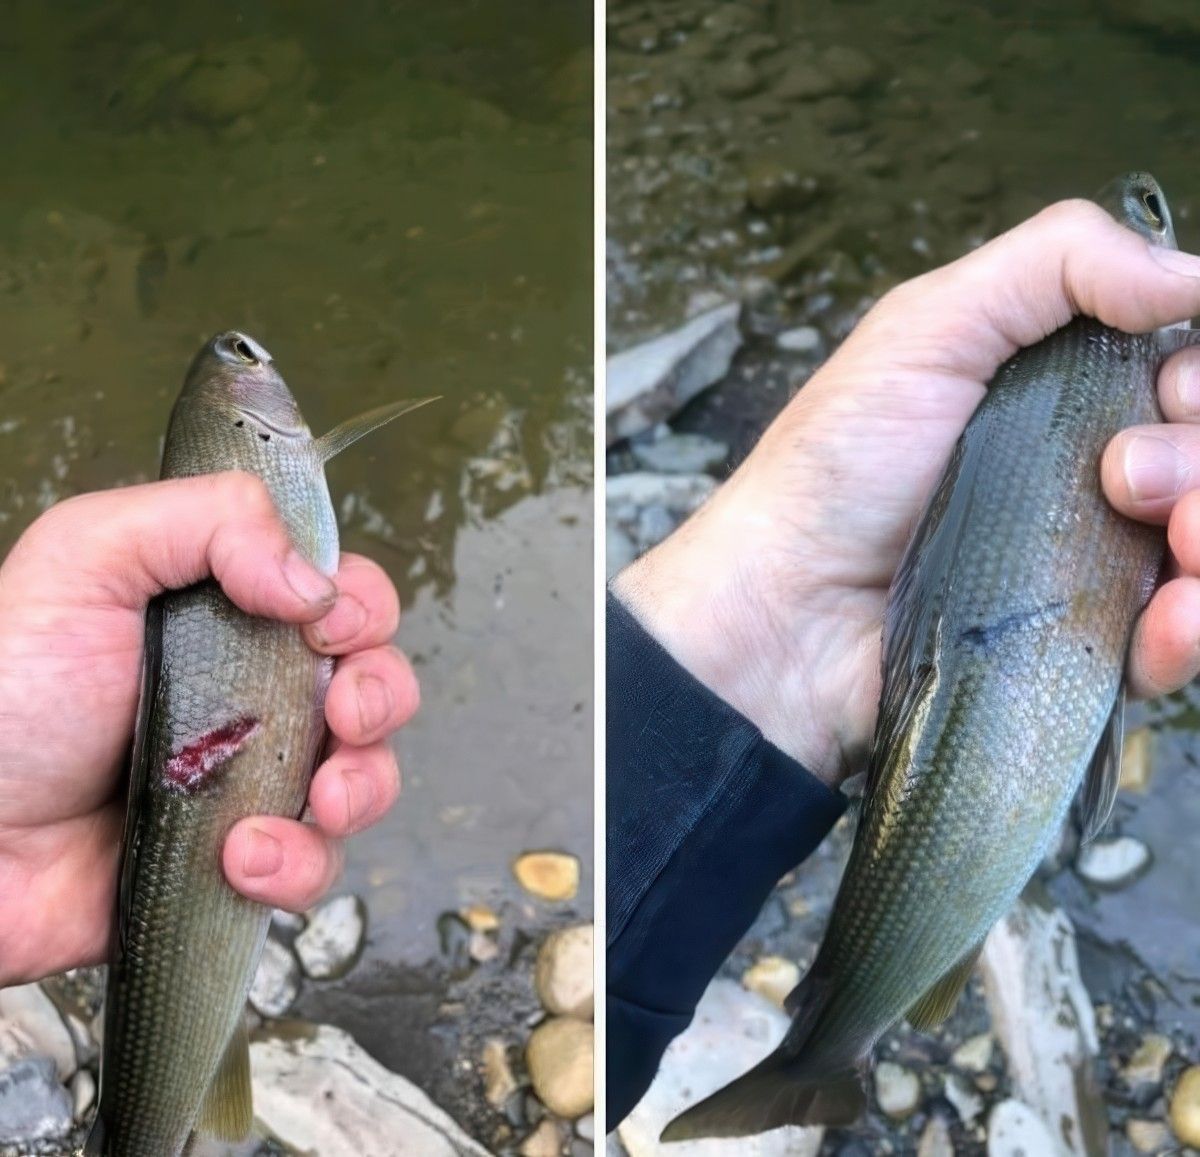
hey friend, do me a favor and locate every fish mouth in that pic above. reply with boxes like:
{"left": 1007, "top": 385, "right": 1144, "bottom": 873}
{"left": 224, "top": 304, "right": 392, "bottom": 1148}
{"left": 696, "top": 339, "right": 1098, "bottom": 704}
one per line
{"left": 233, "top": 406, "right": 309, "bottom": 440}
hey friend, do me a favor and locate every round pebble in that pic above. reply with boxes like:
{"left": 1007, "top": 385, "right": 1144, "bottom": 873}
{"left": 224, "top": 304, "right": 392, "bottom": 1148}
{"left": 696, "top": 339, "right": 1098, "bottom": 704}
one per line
{"left": 526, "top": 1017, "right": 594, "bottom": 1118}
{"left": 1127, "top": 1118, "right": 1171, "bottom": 1153}
{"left": 1170, "top": 1066, "right": 1200, "bottom": 1146}
{"left": 536, "top": 924, "right": 595, "bottom": 1019}
{"left": 514, "top": 852, "right": 581, "bottom": 901}
{"left": 741, "top": 956, "right": 800, "bottom": 1009}
{"left": 1075, "top": 836, "right": 1151, "bottom": 888}
{"left": 874, "top": 1061, "right": 920, "bottom": 1119}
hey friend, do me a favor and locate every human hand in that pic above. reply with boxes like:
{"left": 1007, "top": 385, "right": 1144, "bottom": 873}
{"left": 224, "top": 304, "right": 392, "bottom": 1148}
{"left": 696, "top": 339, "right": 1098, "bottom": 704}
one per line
{"left": 615, "top": 199, "right": 1200, "bottom": 787}
{"left": 0, "top": 472, "right": 418, "bottom": 984}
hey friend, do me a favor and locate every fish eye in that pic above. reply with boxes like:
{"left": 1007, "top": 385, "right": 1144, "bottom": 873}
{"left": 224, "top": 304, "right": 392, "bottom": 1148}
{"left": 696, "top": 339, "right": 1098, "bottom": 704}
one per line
{"left": 1141, "top": 190, "right": 1163, "bottom": 226}
{"left": 231, "top": 337, "right": 260, "bottom": 365}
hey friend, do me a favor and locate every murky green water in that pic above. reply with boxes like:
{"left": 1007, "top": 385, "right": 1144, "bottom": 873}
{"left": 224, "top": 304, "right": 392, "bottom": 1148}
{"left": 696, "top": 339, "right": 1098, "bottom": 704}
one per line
{"left": 0, "top": 0, "right": 591, "bottom": 1141}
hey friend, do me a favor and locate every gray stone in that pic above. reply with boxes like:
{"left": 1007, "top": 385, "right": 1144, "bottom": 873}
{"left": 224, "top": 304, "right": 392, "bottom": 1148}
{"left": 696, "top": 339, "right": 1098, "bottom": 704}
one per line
{"left": 619, "top": 980, "right": 823, "bottom": 1156}
{"left": 1075, "top": 836, "right": 1151, "bottom": 888}
{"left": 295, "top": 894, "right": 366, "bottom": 980}
{"left": 606, "top": 473, "right": 717, "bottom": 517}
{"left": 0, "top": 1056, "right": 72, "bottom": 1144}
{"left": 249, "top": 937, "right": 302, "bottom": 1018}
{"left": 775, "top": 326, "right": 823, "bottom": 354}
{"left": 986, "top": 1099, "right": 1066, "bottom": 1157}
{"left": 943, "top": 1072, "right": 983, "bottom": 1125}
{"left": 636, "top": 504, "right": 678, "bottom": 551}
{"left": 576, "top": 1114, "right": 595, "bottom": 1142}
{"left": 606, "top": 521, "right": 638, "bottom": 578}
{"left": 251, "top": 1023, "right": 491, "bottom": 1156}
{"left": 631, "top": 433, "right": 728, "bottom": 475}
{"left": 0, "top": 984, "right": 76, "bottom": 1080}
{"left": 607, "top": 304, "right": 742, "bottom": 443}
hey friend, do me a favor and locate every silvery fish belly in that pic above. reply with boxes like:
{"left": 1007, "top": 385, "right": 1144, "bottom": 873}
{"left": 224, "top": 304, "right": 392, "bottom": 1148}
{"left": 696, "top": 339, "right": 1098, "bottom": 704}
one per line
{"left": 86, "top": 332, "right": 433, "bottom": 1157}
{"left": 663, "top": 173, "right": 1183, "bottom": 1141}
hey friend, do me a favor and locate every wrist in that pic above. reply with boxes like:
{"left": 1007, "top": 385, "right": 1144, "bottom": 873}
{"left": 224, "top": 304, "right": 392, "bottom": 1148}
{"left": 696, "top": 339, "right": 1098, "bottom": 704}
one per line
{"left": 611, "top": 486, "right": 845, "bottom": 787}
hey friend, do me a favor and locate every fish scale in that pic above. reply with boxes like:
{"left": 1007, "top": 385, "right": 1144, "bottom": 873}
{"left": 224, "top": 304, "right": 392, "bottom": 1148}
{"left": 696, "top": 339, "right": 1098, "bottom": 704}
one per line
{"left": 663, "top": 173, "right": 1182, "bottom": 1141}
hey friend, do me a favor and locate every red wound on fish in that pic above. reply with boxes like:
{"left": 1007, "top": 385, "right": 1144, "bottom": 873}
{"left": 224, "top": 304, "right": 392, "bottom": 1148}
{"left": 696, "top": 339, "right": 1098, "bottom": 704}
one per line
{"left": 162, "top": 716, "right": 261, "bottom": 793}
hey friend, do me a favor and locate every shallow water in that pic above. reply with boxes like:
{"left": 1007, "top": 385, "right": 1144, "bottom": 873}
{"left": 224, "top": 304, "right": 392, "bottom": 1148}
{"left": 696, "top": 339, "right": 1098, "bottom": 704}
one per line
{"left": 0, "top": 0, "right": 591, "bottom": 1142}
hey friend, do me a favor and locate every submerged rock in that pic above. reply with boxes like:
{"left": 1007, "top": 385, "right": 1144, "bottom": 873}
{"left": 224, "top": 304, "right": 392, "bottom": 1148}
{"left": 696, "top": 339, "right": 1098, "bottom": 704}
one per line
{"left": 526, "top": 1017, "right": 594, "bottom": 1118}
{"left": 295, "top": 895, "right": 366, "bottom": 980}
{"left": 619, "top": 980, "right": 823, "bottom": 1156}
{"left": 251, "top": 1024, "right": 491, "bottom": 1156}
{"left": 249, "top": 937, "right": 302, "bottom": 1018}
{"left": 535, "top": 924, "right": 595, "bottom": 1019}
{"left": 514, "top": 851, "right": 581, "bottom": 902}
{"left": 607, "top": 304, "right": 742, "bottom": 443}
{"left": 0, "top": 1056, "right": 72, "bottom": 1144}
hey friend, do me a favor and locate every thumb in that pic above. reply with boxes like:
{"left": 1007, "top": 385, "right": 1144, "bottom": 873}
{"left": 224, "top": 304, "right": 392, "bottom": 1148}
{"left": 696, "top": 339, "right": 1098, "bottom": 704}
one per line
{"left": 847, "top": 197, "right": 1200, "bottom": 384}
{"left": 8, "top": 472, "right": 336, "bottom": 621}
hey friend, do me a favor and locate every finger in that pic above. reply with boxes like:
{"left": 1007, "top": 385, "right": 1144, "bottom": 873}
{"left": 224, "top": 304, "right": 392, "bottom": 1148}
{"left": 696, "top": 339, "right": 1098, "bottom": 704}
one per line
{"left": 302, "top": 553, "right": 401, "bottom": 656}
{"left": 1101, "top": 426, "right": 1200, "bottom": 523}
{"left": 1168, "top": 488, "right": 1200, "bottom": 573}
{"left": 16, "top": 473, "right": 335, "bottom": 621}
{"left": 324, "top": 645, "right": 419, "bottom": 747}
{"left": 861, "top": 199, "right": 1200, "bottom": 384}
{"left": 223, "top": 816, "right": 344, "bottom": 911}
{"left": 307, "top": 740, "right": 401, "bottom": 838}
{"left": 1127, "top": 575, "right": 1200, "bottom": 698}
{"left": 1157, "top": 346, "right": 1200, "bottom": 422}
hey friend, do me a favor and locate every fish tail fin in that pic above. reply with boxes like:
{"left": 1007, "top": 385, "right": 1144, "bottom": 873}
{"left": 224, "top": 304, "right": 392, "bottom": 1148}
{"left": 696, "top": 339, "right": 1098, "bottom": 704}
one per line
{"left": 662, "top": 970, "right": 865, "bottom": 1140}
{"left": 82, "top": 1115, "right": 107, "bottom": 1156}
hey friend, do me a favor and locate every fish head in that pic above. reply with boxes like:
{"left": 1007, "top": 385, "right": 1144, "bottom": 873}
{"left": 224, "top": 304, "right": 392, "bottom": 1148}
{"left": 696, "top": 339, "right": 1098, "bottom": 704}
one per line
{"left": 179, "top": 331, "right": 311, "bottom": 439}
{"left": 1095, "top": 172, "right": 1176, "bottom": 249}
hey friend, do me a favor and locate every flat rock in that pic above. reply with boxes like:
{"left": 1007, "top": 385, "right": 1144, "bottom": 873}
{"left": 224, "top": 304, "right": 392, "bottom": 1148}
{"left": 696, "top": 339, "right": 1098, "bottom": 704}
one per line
{"left": 631, "top": 433, "right": 728, "bottom": 475}
{"left": 535, "top": 924, "right": 595, "bottom": 1019}
{"left": 0, "top": 985, "right": 76, "bottom": 1080}
{"left": 0, "top": 1056, "right": 73, "bottom": 1144}
{"left": 980, "top": 896, "right": 1106, "bottom": 1155}
{"left": 874, "top": 1062, "right": 920, "bottom": 1120}
{"left": 1126, "top": 1118, "right": 1171, "bottom": 1153}
{"left": 295, "top": 895, "right": 366, "bottom": 980}
{"left": 526, "top": 1017, "right": 594, "bottom": 1118}
{"left": 607, "top": 304, "right": 742, "bottom": 443}
{"left": 1170, "top": 1065, "right": 1200, "bottom": 1146}
{"left": 619, "top": 979, "right": 823, "bottom": 1157}
{"left": 986, "top": 1099, "right": 1067, "bottom": 1157}
{"left": 250, "top": 1023, "right": 491, "bottom": 1157}
{"left": 951, "top": 1032, "right": 994, "bottom": 1073}
{"left": 249, "top": 937, "right": 301, "bottom": 1018}
{"left": 740, "top": 956, "right": 799, "bottom": 1009}
{"left": 514, "top": 851, "right": 581, "bottom": 901}
{"left": 1075, "top": 835, "right": 1151, "bottom": 888}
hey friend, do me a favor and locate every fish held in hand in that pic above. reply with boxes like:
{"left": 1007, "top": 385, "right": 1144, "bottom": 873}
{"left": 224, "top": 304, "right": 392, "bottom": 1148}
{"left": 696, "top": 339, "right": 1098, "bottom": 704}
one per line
{"left": 84, "top": 331, "right": 434, "bottom": 1157}
{"left": 663, "top": 172, "right": 1188, "bottom": 1140}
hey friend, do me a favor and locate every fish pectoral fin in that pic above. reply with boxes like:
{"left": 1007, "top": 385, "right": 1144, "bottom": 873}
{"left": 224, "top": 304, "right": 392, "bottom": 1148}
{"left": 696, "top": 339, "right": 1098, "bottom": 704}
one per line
{"left": 197, "top": 1019, "right": 253, "bottom": 1141}
{"left": 315, "top": 397, "right": 439, "bottom": 462}
{"left": 1077, "top": 688, "right": 1125, "bottom": 845}
{"left": 905, "top": 942, "right": 984, "bottom": 1032}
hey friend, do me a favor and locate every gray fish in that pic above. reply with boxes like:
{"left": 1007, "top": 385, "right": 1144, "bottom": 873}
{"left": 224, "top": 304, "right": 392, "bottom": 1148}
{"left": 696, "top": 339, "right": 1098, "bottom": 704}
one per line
{"left": 664, "top": 173, "right": 1188, "bottom": 1140}
{"left": 85, "top": 332, "right": 433, "bottom": 1157}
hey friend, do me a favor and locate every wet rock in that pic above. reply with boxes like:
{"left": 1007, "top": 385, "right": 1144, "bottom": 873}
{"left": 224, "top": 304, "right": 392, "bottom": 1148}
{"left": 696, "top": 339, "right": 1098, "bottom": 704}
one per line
{"left": 775, "top": 62, "right": 837, "bottom": 101}
{"left": 607, "top": 522, "right": 638, "bottom": 578}
{"left": 295, "top": 894, "right": 366, "bottom": 980}
{"left": 1170, "top": 1066, "right": 1200, "bottom": 1146}
{"left": 619, "top": 980, "right": 823, "bottom": 1156}
{"left": 514, "top": 851, "right": 581, "bottom": 902}
{"left": 1098, "top": 0, "right": 1200, "bottom": 40}
{"left": 249, "top": 937, "right": 301, "bottom": 1018}
{"left": 980, "top": 896, "right": 1106, "bottom": 1155}
{"left": 776, "top": 326, "right": 823, "bottom": 354}
{"left": 521, "top": 1119, "right": 562, "bottom": 1157}
{"left": 874, "top": 1061, "right": 920, "bottom": 1119}
{"left": 607, "top": 303, "right": 742, "bottom": 443}
{"left": 713, "top": 60, "right": 763, "bottom": 99}
{"left": 1124, "top": 1033, "right": 1172, "bottom": 1088}
{"left": 526, "top": 1017, "right": 594, "bottom": 1118}
{"left": 986, "top": 1099, "right": 1064, "bottom": 1156}
{"left": 951, "top": 1032, "right": 994, "bottom": 1073}
{"left": 0, "top": 984, "right": 76, "bottom": 1080}
{"left": 741, "top": 956, "right": 800, "bottom": 1009}
{"left": 1075, "top": 835, "right": 1151, "bottom": 888}
{"left": 811, "top": 96, "right": 865, "bottom": 134}
{"left": 1126, "top": 1118, "right": 1171, "bottom": 1153}
{"left": 944, "top": 1072, "right": 983, "bottom": 1125}
{"left": 744, "top": 159, "right": 822, "bottom": 214}
{"left": 180, "top": 59, "right": 271, "bottom": 124}
{"left": 821, "top": 45, "right": 879, "bottom": 94}
{"left": 482, "top": 1038, "right": 518, "bottom": 1108}
{"left": 461, "top": 903, "right": 500, "bottom": 932}
{"left": 631, "top": 432, "right": 728, "bottom": 475}
{"left": 69, "top": 1068, "right": 95, "bottom": 1121}
{"left": 0, "top": 1056, "right": 72, "bottom": 1144}
{"left": 251, "top": 1023, "right": 491, "bottom": 1156}
{"left": 1119, "top": 727, "right": 1154, "bottom": 792}
{"left": 917, "top": 1115, "right": 954, "bottom": 1157}
{"left": 536, "top": 924, "right": 595, "bottom": 1019}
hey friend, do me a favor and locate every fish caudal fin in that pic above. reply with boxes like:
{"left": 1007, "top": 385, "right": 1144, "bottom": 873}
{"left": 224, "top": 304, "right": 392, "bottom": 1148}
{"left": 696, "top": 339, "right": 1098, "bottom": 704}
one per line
{"left": 197, "top": 1019, "right": 253, "bottom": 1141}
{"left": 315, "top": 397, "right": 439, "bottom": 461}
{"left": 661, "top": 1055, "right": 864, "bottom": 1140}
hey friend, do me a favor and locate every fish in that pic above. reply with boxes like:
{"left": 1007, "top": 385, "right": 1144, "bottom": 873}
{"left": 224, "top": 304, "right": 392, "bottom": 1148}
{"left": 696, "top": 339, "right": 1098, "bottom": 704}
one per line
{"left": 84, "top": 331, "right": 434, "bottom": 1157}
{"left": 662, "top": 172, "right": 1190, "bottom": 1140}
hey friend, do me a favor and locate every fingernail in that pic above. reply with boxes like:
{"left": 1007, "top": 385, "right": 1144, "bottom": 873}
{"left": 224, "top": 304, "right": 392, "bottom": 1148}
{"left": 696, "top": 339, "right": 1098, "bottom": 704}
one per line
{"left": 282, "top": 549, "right": 336, "bottom": 609}
{"left": 356, "top": 674, "right": 393, "bottom": 734}
{"left": 1124, "top": 433, "right": 1186, "bottom": 503}
{"left": 1150, "top": 246, "right": 1200, "bottom": 278}
{"left": 312, "top": 594, "right": 368, "bottom": 647}
{"left": 1173, "top": 360, "right": 1200, "bottom": 416}
{"left": 241, "top": 827, "right": 283, "bottom": 878}
{"left": 342, "top": 767, "right": 377, "bottom": 830}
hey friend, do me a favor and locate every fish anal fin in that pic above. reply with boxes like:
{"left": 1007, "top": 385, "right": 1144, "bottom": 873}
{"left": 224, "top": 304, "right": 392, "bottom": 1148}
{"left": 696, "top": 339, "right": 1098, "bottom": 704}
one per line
{"left": 315, "top": 397, "right": 439, "bottom": 462}
{"left": 196, "top": 1019, "right": 253, "bottom": 1142}
{"left": 906, "top": 943, "right": 984, "bottom": 1032}
{"left": 1077, "top": 688, "right": 1124, "bottom": 845}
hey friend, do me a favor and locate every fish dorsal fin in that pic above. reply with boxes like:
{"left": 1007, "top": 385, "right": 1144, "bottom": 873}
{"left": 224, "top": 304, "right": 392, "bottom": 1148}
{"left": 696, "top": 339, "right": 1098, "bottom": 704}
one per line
{"left": 197, "top": 1018, "right": 253, "bottom": 1141}
{"left": 1077, "top": 688, "right": 1125, "bottom": 845}
{"left": 906, "top": 941, "right": 984, "bottom": 1032}
{"left": 867, "top": 428, "right": 985, "bottom": 803}
{"left": 314, "top": 397, "right": 438, "bottom": 462}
